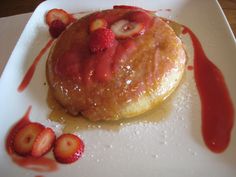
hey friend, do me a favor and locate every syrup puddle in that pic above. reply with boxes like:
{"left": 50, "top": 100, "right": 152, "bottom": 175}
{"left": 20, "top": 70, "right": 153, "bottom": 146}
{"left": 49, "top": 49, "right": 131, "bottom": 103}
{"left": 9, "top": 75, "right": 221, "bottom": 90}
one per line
{"left": 164, "top": 18, "right": 182, "bottom": 37}
{"left": 47, "top": 89, "right": 173, "bottom": 133}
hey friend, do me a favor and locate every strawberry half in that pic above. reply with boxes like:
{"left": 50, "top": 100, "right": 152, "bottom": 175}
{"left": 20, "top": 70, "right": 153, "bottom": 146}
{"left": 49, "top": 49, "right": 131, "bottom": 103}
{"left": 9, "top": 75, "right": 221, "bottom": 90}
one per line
{"left": 111, "top": 19, "right": 145, "bottom": 39}
{"left": 13, "top": 123, "right": 45, "bottom": 156}
{"left": 89, "top": 28, "right": 115, "bottom": 53}
{"left": 46, "top": 8, "right": 72, "bottom": 26}
{"left": 53, "top": 134, "right": 84, "bottom": 164}
{"left": 89, "top": 18, "right": 108, "bottom": 32}
{"left": 31, "top": 127, "right": 56, "bottom": 157}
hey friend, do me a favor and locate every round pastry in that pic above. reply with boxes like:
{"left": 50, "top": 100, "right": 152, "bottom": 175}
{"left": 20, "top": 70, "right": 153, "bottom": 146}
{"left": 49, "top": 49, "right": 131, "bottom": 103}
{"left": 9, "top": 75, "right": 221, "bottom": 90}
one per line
{"left": 46, "top": 7, "right": 186, "bottom": 121}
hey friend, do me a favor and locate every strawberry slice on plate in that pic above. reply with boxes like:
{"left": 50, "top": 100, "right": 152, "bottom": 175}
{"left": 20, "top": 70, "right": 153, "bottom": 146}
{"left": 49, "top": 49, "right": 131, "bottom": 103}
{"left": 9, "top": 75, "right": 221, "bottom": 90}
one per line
{"left": 13, "top": 123, "right": 45, "bottom": 156}
{"left": 46, "top": 8, "right": 72, "bottom": 26}
{"left": 31, "top": 127, "right": 56, "bottom": 157}
{"left": 53, "top": 134, "right": 84, "bottom": 164}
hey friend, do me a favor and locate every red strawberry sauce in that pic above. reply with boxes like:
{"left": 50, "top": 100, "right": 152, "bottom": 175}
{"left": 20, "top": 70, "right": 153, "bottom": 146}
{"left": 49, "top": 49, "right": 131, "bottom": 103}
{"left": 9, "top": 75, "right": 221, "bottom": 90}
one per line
{"left": 5, "top": 106, "right": 58, "bottom": 172}
{"left": 182, "top": 26, "right": 234, "bottom": 153}
{"left": 55, "top": 39, "right": 136, "bottom": 85}
{"left": 17, "top": 39, "right": 54, "bottom": 92}
{"left": 54, "top": 10, "right": 149, "bottom": 85}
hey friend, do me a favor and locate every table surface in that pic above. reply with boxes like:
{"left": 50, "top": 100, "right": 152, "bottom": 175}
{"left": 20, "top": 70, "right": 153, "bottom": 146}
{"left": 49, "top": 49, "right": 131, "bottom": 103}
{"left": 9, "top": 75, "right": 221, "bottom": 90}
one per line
{"left": 1, "top": 0, "right": 236, "bottom": 36}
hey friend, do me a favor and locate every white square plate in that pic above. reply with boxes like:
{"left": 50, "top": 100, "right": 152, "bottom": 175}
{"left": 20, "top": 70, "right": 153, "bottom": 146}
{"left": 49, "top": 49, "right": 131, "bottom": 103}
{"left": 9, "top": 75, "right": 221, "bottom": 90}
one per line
{"left": 0, "top": 0, "right": 236, "bottom": 176}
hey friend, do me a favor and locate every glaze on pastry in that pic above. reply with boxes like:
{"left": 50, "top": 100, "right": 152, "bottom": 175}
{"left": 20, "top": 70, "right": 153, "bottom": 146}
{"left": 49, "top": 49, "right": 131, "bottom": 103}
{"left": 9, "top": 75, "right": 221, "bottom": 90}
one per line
{"left": 46, "top": 8, "right": 186, "bottom": 121}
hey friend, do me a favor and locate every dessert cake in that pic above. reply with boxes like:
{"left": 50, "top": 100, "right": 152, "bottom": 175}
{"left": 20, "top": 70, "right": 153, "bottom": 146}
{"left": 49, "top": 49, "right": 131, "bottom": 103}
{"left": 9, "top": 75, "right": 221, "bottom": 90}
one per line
{"left": 46, "top": 7, "right": 186, "bottom": 121}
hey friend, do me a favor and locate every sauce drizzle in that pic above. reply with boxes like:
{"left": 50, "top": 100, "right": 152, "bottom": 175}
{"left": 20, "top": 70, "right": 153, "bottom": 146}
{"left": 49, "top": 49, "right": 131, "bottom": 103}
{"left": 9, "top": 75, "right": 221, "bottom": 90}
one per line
{"left": 11, "top": 155, "right": 57, "bottom": 172}
{"left": 17, "top": 39, "right": 54, "bottom": 92}
{"left": 182, "top": 26, "right": 234, "bottom": 153}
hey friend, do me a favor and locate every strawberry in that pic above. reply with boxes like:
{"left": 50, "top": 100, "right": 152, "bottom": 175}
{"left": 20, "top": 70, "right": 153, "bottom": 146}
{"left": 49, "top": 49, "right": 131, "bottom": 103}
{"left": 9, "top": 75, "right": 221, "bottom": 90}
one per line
{"left": 13, "top": 123, "right": 45, "bottom": 156}
{"left": 49, "top": 20, "right": 66, "bottom": 38}
{"left": 125, "top": 11, "right": 152, "bottom": 26}
{"left": 46, "top": 8, "right": 72, "bottom": 26}
{"left": 89, "top": 28, "right": 115, "bottom": 53}
{"left": 89, "top": 18, "right": 108, "bottom": 32}
{"left": 111, "top": 19, "right": 145, "bottom": 39}
{"left": 6, "top": 107, "right": 32, "bottom": 154}
{"left": 53, "top": 134, "right": 84, "bottom": 164}
{"left": 31, "top": 127, "right": 56, "bottom": 157}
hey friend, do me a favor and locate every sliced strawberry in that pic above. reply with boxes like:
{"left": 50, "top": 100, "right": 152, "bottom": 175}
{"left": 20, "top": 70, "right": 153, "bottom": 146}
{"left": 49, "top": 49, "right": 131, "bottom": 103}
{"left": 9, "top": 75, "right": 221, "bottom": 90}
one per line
{"left": 111, "top": 19, "right": 145, "bottom": 39}
{"left": 89, "top": 28, "right": 115, "bottom": 53}
{"left": 125, "top": 11, "right": 152, "bottom": 26}
{"left": 89, "top": 18, "right": 108, "bottom": 32}
{"left": 13, "top": 123, "right": 45, "bottom": 156}
{"left": 49, "top": 20, "right": 66, "bottom": 38}
{"left": 46, "top": 8, "right": 72, "bottom": 26}
{"left": 53, "top": 134, "right": 84, "bottom": 164}
{"left": 6, "top": 107, "right": 32, "bottom": 154}
{"left": 31, "top": 127, "right": 56, "bottom": 157}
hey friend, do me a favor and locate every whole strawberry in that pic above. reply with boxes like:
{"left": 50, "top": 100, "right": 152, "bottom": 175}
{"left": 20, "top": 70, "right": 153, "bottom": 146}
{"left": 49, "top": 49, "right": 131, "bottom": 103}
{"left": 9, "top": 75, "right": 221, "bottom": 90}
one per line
{"left": 49, "top": 20, "right": 66, "bottom": 38}
{"left": 89, "top": 28, "right": 115, "bottom": 53}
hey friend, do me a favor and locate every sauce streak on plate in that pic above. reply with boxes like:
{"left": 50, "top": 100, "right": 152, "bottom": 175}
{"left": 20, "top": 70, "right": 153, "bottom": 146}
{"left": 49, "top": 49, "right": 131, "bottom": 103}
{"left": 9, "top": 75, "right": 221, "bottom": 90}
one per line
{"left": 17, "top": 39, "right": 54, "bottom": 92}
{"left": 183, "top": 26, "right": 234, "bottom": 153}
